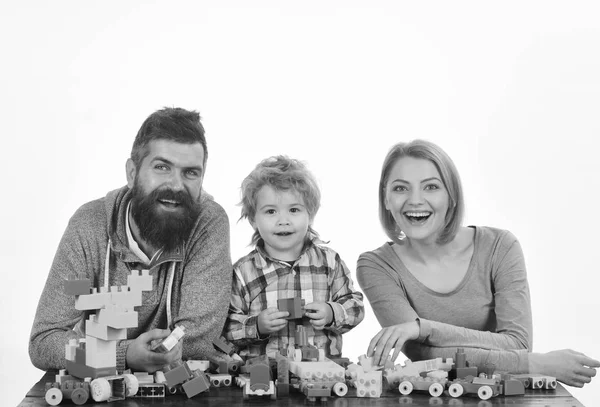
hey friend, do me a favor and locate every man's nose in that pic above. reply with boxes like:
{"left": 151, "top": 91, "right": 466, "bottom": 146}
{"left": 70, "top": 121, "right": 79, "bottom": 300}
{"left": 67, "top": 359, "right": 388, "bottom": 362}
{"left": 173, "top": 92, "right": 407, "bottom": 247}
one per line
{"left": 168, "top": 172, "right": 185, "bottom": 191}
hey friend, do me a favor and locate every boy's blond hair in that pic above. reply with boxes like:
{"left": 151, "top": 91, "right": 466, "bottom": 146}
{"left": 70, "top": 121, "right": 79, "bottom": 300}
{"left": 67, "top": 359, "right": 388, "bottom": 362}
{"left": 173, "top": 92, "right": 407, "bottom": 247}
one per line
{"left": 240, "top": 155, "right": 321, "bottom": 245}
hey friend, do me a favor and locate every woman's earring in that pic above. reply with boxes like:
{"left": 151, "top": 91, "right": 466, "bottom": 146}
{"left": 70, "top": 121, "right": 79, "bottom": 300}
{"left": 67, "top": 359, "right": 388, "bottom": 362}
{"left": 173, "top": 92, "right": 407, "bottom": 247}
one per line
{"left": 398, "top": 230, "right": 406, "bottom": 240}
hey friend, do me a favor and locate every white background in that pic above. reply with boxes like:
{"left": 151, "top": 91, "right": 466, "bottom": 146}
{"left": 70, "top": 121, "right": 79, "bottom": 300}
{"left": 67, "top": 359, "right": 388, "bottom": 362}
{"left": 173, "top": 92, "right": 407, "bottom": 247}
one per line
{"left": 2, "top": 1, "right": 599, "bottom": 406}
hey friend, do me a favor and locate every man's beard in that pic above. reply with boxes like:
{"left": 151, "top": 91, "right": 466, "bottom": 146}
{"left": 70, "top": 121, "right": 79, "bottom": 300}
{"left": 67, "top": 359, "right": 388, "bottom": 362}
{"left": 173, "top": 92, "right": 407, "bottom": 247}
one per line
{"left": 130, "top": 180, "right": 201, "bottom": 253}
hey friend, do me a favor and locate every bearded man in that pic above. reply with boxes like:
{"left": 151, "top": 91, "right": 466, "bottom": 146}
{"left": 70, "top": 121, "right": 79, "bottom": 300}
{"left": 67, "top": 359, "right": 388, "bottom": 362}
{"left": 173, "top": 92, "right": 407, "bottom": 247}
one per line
{"left": 29, "top": 107, "right": 232, "bottom": 373}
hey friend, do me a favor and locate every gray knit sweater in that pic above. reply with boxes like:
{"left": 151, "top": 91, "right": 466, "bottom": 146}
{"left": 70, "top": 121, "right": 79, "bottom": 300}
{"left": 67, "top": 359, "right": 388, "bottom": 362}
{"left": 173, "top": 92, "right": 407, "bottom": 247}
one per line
{"left": 357, "top": 226, "right": 532, "bottom": 373}
{"left": 29, "top": 186, "right": 232, "bottom": 372}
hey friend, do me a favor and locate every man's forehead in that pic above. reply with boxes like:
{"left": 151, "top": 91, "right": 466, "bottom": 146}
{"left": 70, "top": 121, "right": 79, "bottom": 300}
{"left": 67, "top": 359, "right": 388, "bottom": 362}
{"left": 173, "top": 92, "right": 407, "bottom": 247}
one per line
{"left": 144, "top": 139, "right": 205, "bottom": 167}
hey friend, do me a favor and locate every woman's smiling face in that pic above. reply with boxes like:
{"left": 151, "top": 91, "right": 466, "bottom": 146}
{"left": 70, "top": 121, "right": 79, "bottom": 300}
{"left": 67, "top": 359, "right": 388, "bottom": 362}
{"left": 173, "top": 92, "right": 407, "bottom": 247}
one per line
{"left": 384, "top": 156, "right": 450, "bottom": 243}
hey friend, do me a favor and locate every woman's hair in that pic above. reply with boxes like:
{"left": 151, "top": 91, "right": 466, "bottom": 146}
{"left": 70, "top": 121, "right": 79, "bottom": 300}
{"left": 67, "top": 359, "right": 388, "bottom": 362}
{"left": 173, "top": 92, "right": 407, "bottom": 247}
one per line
{"left": 378, "top": 139, "right": 464, "bottom": 244}
{"left": 240, "top": 155, "right": 321, "bottom": 245}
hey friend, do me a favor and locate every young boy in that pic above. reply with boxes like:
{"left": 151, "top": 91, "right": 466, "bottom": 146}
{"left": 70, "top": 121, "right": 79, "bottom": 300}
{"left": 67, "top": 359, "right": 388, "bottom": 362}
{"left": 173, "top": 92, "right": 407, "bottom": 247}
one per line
{"left": 223, "top": 156, "right": 364, "bottom": 360}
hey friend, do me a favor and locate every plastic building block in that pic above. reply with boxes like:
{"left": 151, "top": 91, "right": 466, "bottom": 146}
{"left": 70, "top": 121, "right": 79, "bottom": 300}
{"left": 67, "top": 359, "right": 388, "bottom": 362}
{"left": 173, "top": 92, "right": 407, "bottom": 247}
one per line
{"left": 511, "top": 374, "right": 557, "bottom": 390}
{"left": 134, "top": 383, "right": 165, "bottom": 398}
{"left": 66, "top": 360, "right": 116, "bottom": 380}
{"left": 90, "top": 375, "right": 130, "bottom": 402}
{"left": 278, "top": 297, "right": 305, "bottom": 320}
{"left": 151, "top": 325, "right": 186, "bottom": 353}
{"left": 164, "top": 361, "right": 193, "bottom": 387}
{"left": 85, "top": 317, "right": 127, "bottom": 341}
{"left": 186, "top": 360, "right": 210, "bottom": 372}
{"left": 208, "top": 373, "right": 232, "bottom": 387}
{"left": 502, "top": 378, "right": 526, "bottom": 396}
{"left": 45, "top": 379, "right": 91, "bottom": 406}
{"left": 397, "top": 376, "right": 447, "bottom": 397}
{"left": 64, "top": 276, "right": 92, "bottom": 296}
{"left": 181, "top": 370, "right": 210, "bottom": 398}
{"left": 276, "top": 353, "right": 290, "bottom": 397}
{"left": 213, "top": 336, "right": 234, "bottom": 355}
{"left": 448, "top": 377, "right": 502, "bottom": 400}
{"left": 133, "top": 372, "right": 154, "bottom": 384}
{"left": 329, "top": 356, "right": 351, "bottom": 368}
{"left": 355, "top": 370, "right": 382, "bottom": 398}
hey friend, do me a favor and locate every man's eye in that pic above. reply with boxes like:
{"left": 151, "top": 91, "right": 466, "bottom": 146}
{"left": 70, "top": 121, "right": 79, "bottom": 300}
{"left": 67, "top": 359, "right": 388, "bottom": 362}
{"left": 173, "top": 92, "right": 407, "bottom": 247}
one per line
{"left": 155, "top": 164, "right": 168, "bottom": 171}
{"left": 186, "top": 170, "right": 199, "bottom": 177}
{"left": 266, "top": 209, "right": 276, "bottom": 215}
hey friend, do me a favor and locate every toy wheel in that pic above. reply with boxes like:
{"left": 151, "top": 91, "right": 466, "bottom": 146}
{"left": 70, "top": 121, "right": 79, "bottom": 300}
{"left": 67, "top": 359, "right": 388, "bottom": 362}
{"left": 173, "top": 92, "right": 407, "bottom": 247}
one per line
{"left": 399, "top": 381, "right": 413, "bottom": 395}
{"left": 448, "top": 383, "right": 463, "bottom": 398}
{"left": 90, "top": 378, "right": 111, "bottom": 402}
{"left": 333, "top": 382, "right": 348, "bottom": 397}
{"left": 477, "top": 385, "right": 493, "bottom": 400}
{"left": 122, "top": 373, "right": 139, "bottom": 397}
{"left": 429, "top": 382, "right": 444, "bottom": 397}
{"left": 45, "top": 387, "right": 63, "bottom": 406}
{"left": 70, "top": 388, "right": 89, "bottom": 405}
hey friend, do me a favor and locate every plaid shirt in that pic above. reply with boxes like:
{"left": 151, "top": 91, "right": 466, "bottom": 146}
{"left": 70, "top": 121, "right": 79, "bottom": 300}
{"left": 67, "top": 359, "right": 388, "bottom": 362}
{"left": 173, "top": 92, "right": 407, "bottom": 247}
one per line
{"left": 224, "top": 238, "right": 364, "bottom": 359}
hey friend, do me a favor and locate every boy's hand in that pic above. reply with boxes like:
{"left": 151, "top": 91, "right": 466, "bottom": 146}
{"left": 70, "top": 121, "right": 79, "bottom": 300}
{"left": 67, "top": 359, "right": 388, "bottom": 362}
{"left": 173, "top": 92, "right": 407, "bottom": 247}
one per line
{"left": 257, "top": 308, "right": 289, "bottom": 336}
{"left": 126, "top": 328, "right": 183, "bottom": 373}
{"left": 304, "top": 302, "right": 333, "bottom": 330}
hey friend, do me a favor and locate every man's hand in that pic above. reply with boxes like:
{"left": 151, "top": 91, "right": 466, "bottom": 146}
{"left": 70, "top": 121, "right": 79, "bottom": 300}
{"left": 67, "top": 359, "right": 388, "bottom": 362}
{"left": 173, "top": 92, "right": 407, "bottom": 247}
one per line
{"left": 126, "top": 329, "right": 183, "bottom": 373}
{"left": 257, "top": 308, "right": 289, "bottom": 336}
{"left": 304, "top": 302, "right": 333, "bottom": 330}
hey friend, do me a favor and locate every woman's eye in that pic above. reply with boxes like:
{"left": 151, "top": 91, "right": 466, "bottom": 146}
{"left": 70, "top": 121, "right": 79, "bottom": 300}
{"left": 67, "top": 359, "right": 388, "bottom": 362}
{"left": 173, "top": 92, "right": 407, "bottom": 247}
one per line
{"left": 290, "top": 208, "right": 301, "bottom": 213}
{"left": 392, "top": 185, "right": 407, "bottom": 192}
{"left": 425, "top": 184, "right": 440, "bottom": 190}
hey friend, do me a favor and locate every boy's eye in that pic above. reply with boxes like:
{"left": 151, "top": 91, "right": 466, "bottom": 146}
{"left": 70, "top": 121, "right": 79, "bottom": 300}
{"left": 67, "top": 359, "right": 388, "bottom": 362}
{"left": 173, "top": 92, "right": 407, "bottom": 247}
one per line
{"left": 265, "top": 209, "right": 276, "bottom": 215}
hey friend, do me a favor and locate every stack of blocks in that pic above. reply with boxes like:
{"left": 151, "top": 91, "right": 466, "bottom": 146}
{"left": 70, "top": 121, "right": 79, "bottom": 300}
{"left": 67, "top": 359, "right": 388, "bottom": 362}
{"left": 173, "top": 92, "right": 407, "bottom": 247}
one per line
{"left": 64, "top": 270, "right": 153, "bottom": 380}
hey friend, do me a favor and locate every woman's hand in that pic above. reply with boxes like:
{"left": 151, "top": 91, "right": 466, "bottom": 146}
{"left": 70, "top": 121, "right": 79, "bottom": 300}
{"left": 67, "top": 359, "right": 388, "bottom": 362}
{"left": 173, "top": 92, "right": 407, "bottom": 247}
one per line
{"left": 529, "top": 349, "right": 599, "bottom": 387}
{"left": 367, "top": 321, "right": 420, "bottom": 367}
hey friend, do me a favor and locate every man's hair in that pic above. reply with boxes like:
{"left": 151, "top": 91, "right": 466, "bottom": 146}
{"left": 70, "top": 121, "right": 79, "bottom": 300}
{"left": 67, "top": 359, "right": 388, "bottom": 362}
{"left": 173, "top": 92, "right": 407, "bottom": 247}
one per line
{"left": 131, "top": 107, "right": 207, "bottom": 169}
{"left": 378, "top": 139, "right": 464, "bottom": 245}
{"left": 240, "top": 155, "right": 321, "bottom": 245}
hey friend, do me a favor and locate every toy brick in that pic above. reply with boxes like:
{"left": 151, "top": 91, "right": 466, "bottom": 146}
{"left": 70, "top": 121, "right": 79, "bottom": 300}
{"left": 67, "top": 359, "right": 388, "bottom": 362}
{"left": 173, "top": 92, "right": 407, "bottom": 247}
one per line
{"left": 186, "top": 360, "right": 210, "bottom": 372}
{"left": 277, "top": 382, "right": 290, "bottom": 397}
{"left": 75, "top": 347, "right": 86, "bottom": 365}
{"left": 182, "top": 371, "right": 210, "bottom": 398}
{"left": 249, "top": 363, "right": 271, "bottom": 387}
{"left": 208, "top": 374, "right": 232, "bottom": 387}
{"left": 356, "top": 370, "right": 382, "bottom": 398}
{"left": 109, "top": 287, "right": 142, "bottom": 310}
{"left": 75, "top": 292, "right": 111, "bottom": 311}
{"left": 278, "top": 298, "right": 304, "bottom": 319}
{"left": 66, "top": 359, "right": 116, "bottom": 379}
{"left": 133, "top": 372, "right": 154, "bottom": 384}
{"left": 96, "top": 307, "right": 138, "bottom": 329}
{"left": 164, "top": 362, "right": 192, "bottom": 387}
{"left": 85, "top": 318, "right": 127, "bottom": 341}
{"left": 455, "top": 367, "right": 478, "bottom": 379}
{"left": 85, "top": 336, "right": 117, "bottom": 368}
{"left": 134, "top": 383, "right": 165, "bottom": 398}
{"left": 65, "top": 341, "right": 78, "bottom": 361}
{"left": 151, "top": 325, "right": 186, "bottom": 353}
{"left": 127, "top": 270, "right": 153, "bottom": 292}
{"left": 64, "top": 278, "right": 92, "bottom": 296}
{"left": 212, "top": 336, "right": 234, "bottom": 355}
{"left": 503, "top": 379, "right": 525, "bottom": 396}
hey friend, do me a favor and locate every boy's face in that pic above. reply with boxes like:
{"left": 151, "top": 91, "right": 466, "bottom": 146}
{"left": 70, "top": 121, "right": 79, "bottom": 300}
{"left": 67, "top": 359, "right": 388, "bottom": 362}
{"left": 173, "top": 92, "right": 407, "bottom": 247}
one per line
{"left": 251, "top": 185, "right": 310, "bottom": 262}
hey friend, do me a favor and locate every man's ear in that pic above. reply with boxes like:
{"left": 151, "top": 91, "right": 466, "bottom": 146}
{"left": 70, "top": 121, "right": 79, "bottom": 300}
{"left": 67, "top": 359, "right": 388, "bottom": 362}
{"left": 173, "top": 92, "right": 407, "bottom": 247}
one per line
{"left": 126, "top": 159, "right": 136, "bottom": 189}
